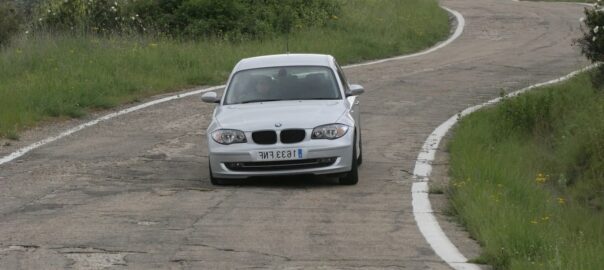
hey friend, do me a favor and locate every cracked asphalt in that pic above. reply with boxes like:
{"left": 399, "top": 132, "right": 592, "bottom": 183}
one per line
{"left": 0, "top": 0, "right": 589, "bottom": 269}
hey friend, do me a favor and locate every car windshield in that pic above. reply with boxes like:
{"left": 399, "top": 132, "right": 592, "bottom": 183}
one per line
{"left": 224, "top": 66, "right": 341, "bottom": 105}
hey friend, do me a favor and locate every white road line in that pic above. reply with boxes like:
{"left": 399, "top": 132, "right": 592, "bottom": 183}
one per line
{"left": 0, "top": 6, "right": 465, "bottom": 167}
{"left": 411, "top": 64, "right": 597, "bottom": 270}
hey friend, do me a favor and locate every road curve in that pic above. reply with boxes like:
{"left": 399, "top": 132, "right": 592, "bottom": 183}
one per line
{"left": 0, "top": 0, "right": 588, "bottom": 269}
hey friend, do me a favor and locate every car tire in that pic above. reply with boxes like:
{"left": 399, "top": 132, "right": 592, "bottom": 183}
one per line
{"left": 339, "top": 133, "right": 359, "bottom": 185}
{"left": 209, "top": 160, "right": 227, "bottom": 185}
{"left": 357, "top": 128, "right": 363, "bottom": 166}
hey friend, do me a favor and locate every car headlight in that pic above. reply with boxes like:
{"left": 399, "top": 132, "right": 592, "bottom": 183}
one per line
{"left": 311, "top": 124, "right": 349, "bottom": 140}
{"left": 211, "top": 129, "right": 247, "bottom": 145}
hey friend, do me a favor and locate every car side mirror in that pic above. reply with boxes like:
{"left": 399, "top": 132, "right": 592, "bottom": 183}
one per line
{"left": 201, "top": 92, "right": 221, "bottom": 103}
{"left": 346, "top": 84, "right": 364, "bottom": 96}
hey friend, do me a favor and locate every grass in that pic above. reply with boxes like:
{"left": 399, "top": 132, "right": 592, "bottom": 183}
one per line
{"left": 0, "top": 0, "right": 449, "bottom": 138}
{"left": 448, "top": 72, "right": 604, "bottom": 269}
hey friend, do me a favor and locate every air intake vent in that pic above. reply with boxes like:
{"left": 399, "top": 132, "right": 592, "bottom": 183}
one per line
{"left": 252, "top": 130, "right": 277, "bottom": 145}
{"left": 280, "top": 129, "right": 306, "bottom": 144}
{"left": 225, "top": 157, "right": 336, "bottom": 171}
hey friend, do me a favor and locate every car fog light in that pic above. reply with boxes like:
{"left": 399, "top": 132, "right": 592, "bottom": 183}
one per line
{"left": 318, "top": 157, "right": 337, "bottom": 164}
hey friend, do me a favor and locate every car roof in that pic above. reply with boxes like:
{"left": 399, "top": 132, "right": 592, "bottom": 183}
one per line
{"left": 234, "top": 54, "right": 335, "bottom": 72}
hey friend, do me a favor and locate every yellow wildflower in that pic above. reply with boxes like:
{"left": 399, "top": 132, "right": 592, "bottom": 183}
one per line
{"left": 535, "top": 172, "right": 547, "bottom": 184}
{"left": 557, "top": 197, "right": 566, "bottom": 205}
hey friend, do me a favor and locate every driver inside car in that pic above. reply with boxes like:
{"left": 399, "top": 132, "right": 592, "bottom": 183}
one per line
{"left": 240, "top": 75, "right": 280, "bottom": 102}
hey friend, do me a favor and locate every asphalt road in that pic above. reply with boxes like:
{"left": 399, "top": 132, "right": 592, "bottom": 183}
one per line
{"left": 0, "top": 0, "right": 589, "bottom": 269}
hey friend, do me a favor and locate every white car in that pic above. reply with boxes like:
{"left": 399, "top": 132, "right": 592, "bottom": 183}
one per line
{"left": 202, "top": 54, "right": 363, "bottom": 185}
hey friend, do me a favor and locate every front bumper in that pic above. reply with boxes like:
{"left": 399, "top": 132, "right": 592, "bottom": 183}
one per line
{"left": 208, "top": 130, "right": 354, "bottom": 179}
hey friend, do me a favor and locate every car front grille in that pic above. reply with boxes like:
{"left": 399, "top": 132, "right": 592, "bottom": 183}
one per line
{"left": 280, "top": 129, "right": 306, "bottom": 143}
{"left": 252, "top": 130, "right": 277, "bottom": 144}
{"left": 225, "top": 157, "right": 337, "bottom": 172}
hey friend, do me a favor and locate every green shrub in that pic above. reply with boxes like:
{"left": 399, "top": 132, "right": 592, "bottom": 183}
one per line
{"left": 35, "top": 0, "right": 144, "bottom": 35}
{"left": 577, "top": 3, "right": 604, "bottom": 87}
{"left": 125, "top": 0, "right": 186, "bottom": 36}
{"left": 176, "top": 0, "right": 246, "bottom": 38}
{"left": 34, "top": 0, "right": 341, "bottom": 40}
{"left": 0, "top": 1, "right": 21, "bottom": 46}
{"left": 129, "top": 0, "right": 341, "bottom": 39}
{"left": 14, "top": 0, "right": 44, "bottom": 17}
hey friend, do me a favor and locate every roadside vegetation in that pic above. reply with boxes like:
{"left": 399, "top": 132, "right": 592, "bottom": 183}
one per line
{"left": 449, "top": 73, "right": 604, "bottom": 269}
{"left": 0, "top": 0, "right": 449, "bottom": 138}
{"left": 447, "top": 4, "right": 604, "bottom": 270}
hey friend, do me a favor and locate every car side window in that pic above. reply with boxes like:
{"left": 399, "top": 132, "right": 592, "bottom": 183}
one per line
{"left": 334, "top": 61, "right": 350, "bottom": 92}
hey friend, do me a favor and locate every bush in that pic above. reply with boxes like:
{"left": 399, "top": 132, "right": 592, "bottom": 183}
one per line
{"left": 124, "top": 0, "right": 184, "bottom": 35}
{"left": 0, "top": 1, "right": 21, "bottom": 46}
{"left": 34, "top": 0, "right": 341, "bottom": 40}
{"left": 13, "top": 0, "right": 44, "bottom": 17}
{"left": 35, "top": 0, "right": 145, "bottom": 35}
{"left": 129, "top": 0, "right": 341, "bottom": 39}
{"left": 176, "top": 0, "right": 247, "bottom": 38}
{"left": 577, "top": 3, "right": 604, "bottom": 87}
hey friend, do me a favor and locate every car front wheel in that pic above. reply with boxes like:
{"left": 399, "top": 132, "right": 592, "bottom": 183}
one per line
{"left": 209, "top": 160, "right": 227, "bottom": 185}
{"left": 357, "top": 128, "right": 363, "bottom": 166}
{"left": 339, "top": 133, "right": 359, "bottom": 185}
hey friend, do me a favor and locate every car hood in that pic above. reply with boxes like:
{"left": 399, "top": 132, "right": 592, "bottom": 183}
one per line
{"left": 215, "top": 100, "right": 348, "bottom": 131}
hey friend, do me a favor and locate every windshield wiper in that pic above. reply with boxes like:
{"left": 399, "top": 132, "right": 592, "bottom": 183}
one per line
{"left": 240, "top": 99, "right": 282, "bottom": 104}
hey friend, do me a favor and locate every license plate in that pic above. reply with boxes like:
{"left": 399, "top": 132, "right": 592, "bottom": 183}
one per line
{"left": 254, "top": 148, "right": 303, "bottom": 161}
